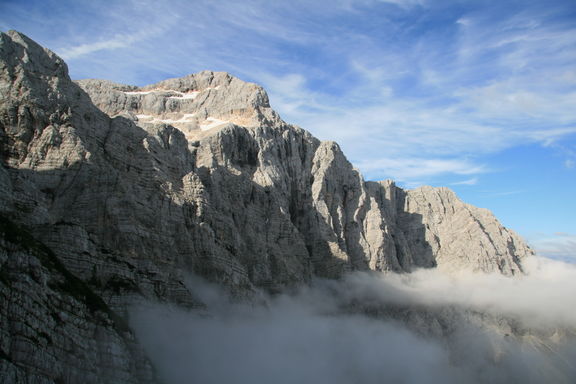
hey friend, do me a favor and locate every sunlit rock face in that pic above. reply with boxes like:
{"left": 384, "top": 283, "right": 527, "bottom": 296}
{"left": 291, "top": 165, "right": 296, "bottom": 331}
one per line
{"left": 75, "top": 71, "right": 532, "bottom": 280}
{"left": 76, "top": 71, "right": 281, "bottom": 142}
{"left": 0, "top": 30, "right": 535, "bottom": 382}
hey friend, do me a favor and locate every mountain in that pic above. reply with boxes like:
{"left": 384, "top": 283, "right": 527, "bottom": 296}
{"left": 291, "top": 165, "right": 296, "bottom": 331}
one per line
{"left": 0, "top": 30, "right": 536, "bottom": 382}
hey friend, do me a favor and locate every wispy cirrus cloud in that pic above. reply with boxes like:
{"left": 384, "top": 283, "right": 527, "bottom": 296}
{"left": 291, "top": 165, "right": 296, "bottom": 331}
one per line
{"left": 529, "top": 233, "right": 576, "bottom": 262}
{"left": 354, "top": 157, "right": 486, "bottom": 184}
{"left": 5, "top": 1, "right": 574, "bottom": 173}
{"left": 59, "top": 27, "right": 167, "bottom": 60}
{"left": 450, "top": 177, "right": 479, "bottom": 186}
{"left": 1, "top": 0, "right": 574, "bottom": 237}
{"left": 254, "top": 1, "right": 576, "bottom": 185}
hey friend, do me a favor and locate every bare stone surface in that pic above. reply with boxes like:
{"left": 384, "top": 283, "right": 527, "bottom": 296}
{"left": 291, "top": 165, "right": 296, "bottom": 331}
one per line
{"left": 399, "top": 185, "right": 530, "bottom": 275}
{"left": 0, "top": 217, "right": 157, "bottom": 384}
{"left": 0, "top": 30, "right": 535, "bottom": 382}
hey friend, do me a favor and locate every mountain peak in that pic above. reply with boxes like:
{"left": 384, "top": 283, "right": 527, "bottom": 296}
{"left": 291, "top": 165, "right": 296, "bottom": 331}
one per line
{"left": 0, "top": 30, "right": 542, "bottom": 383}
{"left": 76, "top": 71, "right": 281, "bottom": 142}
{"left": 0, "top": 30, "right": 533, "bottom": 281}
{"left": 1, "top": 30, "right": 69, "bottom": 79}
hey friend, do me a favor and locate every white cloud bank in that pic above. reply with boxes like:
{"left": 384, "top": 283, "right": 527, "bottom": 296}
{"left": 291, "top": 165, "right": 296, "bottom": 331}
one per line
{"left": 131, "top": 256, "right": 576, "bottom": 384}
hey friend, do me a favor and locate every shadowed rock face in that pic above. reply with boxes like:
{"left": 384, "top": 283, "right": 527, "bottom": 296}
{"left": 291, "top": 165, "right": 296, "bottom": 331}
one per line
{"left": 0, "top": 30, "right": 534, "bottom": 382}
{"left": 0, "top": 217, "right": 157, "bottom": 384}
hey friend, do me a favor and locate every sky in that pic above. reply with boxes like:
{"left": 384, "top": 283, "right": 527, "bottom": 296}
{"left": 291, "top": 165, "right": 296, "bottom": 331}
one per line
{"left": 1, "top": 0, "right": 575, "bottom": 261}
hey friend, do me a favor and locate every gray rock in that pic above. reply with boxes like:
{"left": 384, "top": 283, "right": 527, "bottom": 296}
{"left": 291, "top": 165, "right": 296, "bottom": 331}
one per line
{"left": 1, "top": 29, "right": 534, "bottom": 290}
{"left": 0, "top": 30, "right": 535, "bottom": 382}
{"left": 0, "top": 217, "right": 157, "bottom": 384}
{"left": 400, "top": 185, "right": 529, "bottom": 275}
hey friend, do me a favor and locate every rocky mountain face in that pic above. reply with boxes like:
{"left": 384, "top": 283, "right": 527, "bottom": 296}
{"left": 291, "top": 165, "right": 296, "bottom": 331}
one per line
{"left": 0, "top": 218, "right": 157, "bottom": 383}
{"left": 74, "top": 74, "right": 532, "bottom": 279}
{"left": 0, "top": 30, "right": 534, "bottom": 382}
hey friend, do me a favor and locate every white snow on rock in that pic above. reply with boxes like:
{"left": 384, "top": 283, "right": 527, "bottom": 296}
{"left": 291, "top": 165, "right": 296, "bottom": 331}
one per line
{"left": 169, "top": 91, "right": 199, "bottom": 100}
{"left": 124, "top": 90, "right": 155, "bottom": 95}
{"left": 136, "top": 113, "right": 197, "bottom": 124}
{"left": 123, "top": 87, "right": 220, "bottom": 99}
{"left": 200, "top": 117, "right": 228, "bottom": 131}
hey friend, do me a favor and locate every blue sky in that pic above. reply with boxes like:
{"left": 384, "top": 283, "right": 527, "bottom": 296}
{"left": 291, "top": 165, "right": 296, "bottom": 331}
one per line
{"left": 2, "top": 0, "right": 575, "bottom": 261}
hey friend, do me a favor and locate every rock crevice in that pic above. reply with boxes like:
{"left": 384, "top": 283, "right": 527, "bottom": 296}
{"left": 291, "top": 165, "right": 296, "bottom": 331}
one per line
{"left": 0, "top": 30, "right": 534, "bottom": 382}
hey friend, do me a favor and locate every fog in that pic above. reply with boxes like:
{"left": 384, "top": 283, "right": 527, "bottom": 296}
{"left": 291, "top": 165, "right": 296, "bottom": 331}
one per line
{"left": 130, "top": 256, "right": 576, "bottom": 384}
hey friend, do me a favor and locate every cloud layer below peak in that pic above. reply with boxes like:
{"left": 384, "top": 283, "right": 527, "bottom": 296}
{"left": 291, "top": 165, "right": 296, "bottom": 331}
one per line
{"left": 131, "top": 256, "right": 576, "bottom": 384}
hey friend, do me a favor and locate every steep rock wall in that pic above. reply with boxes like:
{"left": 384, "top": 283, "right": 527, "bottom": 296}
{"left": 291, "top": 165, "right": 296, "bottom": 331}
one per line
{"left": 0, "top": 29, "right": 534, "bottom": 380}
{"left": 1, "top": 30, "right": 532, "bottom": 297}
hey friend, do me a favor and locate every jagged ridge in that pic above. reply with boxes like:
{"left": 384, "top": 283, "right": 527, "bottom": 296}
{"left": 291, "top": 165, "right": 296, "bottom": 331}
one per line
{"left": 0, "top": 28, "right": 533, "bottom": 295}
{"left": 0, "top": 30, "right": 534, "bottom": 382}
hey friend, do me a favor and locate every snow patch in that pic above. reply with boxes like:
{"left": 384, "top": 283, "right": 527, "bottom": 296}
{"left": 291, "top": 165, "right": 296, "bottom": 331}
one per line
{"left": 200, "top": 117, "right": 228, "bottom": 131}
{"left": 124, "top": 90, "right": 155, "bottom": 95}
{"left": 136, "top": 113, "right": 197, "bottom": 124}
{"left": 123, "top": 86, "right": 220, "bottom": 99}
{"left": 159, "top": 114, "right": 197, "bottom": 124}
{"left": 168, "top": 91, "right": 200, "bottom": 100}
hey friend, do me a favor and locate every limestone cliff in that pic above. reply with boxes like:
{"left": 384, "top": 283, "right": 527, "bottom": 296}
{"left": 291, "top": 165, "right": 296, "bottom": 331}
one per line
{"left": 0, "top": 30, "right": 534, "bottom": 382}
{"left": 73, "top": 74, "right": 532, "bottom": 279}
{"left": 0, "top": 217, "right": 156, "bottom": 383}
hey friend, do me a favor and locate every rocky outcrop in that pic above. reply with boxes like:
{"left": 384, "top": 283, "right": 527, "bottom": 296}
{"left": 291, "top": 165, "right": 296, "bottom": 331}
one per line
{"left": 0, "top": 29, "right": 533, "bottom": 290}
{"left": 0, "top": 30, "right": 534, "bottom": 381}
{"left": 76, "top": 71, "right": 281, "bottom": 142}
{"left": 0, "top": 217, "right": 157, "bottom": 383}
{"left": 399, "top": 186, "right": 531, "bottom": 274}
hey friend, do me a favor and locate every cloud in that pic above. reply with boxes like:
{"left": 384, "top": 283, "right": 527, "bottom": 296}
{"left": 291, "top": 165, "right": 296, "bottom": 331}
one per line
{"left": 451, "top": 177, "right": 479, "bottom": 186}
{"left": 456, "top": 81, "right": 576, "bottom": 129}
{"left": 334, "top": 0, "right": 425, "bottom": 12}
{"left": 3, "top": 0, "right": 576, "bottom": 186}
{"left": 131, "top": 257, "right": 576, "bottom": 384}
{"left": 257, "top": 2, "right": 576, "bottom": 184}
{"left": 59, "top": 29, "right": 163, "bottom": 59}
{"left": 257, "top": 73, "right": 325, "bottom": 116}
{"left": 133, "top": 302, "right": 465, "bottom": 384}
{"left": 248, "top": 3, "right": 576, "bottom": 184}
{"left": 342, "top": 256, "right": 576, "bottom": 328}
{"left": 482, "top": 190, "right": 525, "bottom": 198}
{"left": 529, "top": 233, "right": 576, "bottom": 262}
{"left": 355, "top": 157, "right": 486, "bottom": 183}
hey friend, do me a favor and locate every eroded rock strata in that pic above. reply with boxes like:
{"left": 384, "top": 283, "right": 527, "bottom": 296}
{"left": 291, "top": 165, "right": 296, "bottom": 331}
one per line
{"left": 0, "top": 30, "right": 534, "bottom": 382}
